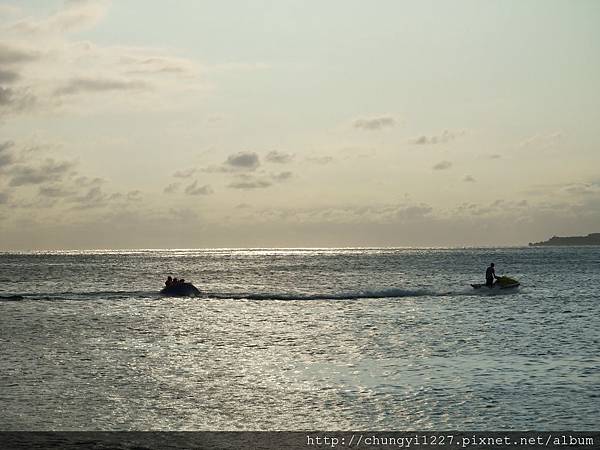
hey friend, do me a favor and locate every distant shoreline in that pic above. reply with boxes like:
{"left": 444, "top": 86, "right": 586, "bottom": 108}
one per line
{"left": 529, "top": 233, "right": 600, "bottom": 246}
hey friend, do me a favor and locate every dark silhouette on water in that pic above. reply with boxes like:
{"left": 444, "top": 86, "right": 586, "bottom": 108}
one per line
{"left": 160, "top": 276, "right": 201, "bottom": 297}
{"left": 485, "top": 262, "right": 498, "bottom": 288}
{"left": 529, "top": 233, "right": 600, "bottom": 246}
{"left": 471, "top": 264, "right": 520, "bottom": 290}
{"left": 0, "top": 295, "right": 24, "bottom": 301}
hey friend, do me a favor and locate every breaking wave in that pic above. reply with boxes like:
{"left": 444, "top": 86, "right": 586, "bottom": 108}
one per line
{"left": 206, "top": 288, "right": 444, "bottom": 301}
{"left": 2, "top": 287, "right": 450, "bottom": 302}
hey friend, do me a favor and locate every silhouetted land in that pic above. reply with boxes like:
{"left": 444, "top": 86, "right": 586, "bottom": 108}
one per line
{"left": 529, "top": 233, "right": 600, "bottom": 246}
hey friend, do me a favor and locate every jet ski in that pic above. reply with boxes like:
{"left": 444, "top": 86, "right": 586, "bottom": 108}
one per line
{"left": 471, "top": 276, "right": 520, "bottom": 290}
{"left": 160, "top": 282, "right": 201, "bottom": 297}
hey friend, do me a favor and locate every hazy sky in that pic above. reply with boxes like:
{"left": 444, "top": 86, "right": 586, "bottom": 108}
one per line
{"left": 1, "top": 0, "right": 599, "bottom": 249}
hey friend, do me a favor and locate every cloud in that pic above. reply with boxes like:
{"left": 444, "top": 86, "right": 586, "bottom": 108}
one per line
{"left": 0, "top": 142, "right": 123, "bottom": 211}
{"left": 432, "top": 160, "right": 452, "bottom": 171}
{"left": 0, "top": 3, "right": 205, "bottom": 120}
{"left": 250, "top": 202, "right": 435, "bottom": 225}
{"left": 126, "top": 190, "right": 142, "bottom": 201}
{"left": 184, "top": 181, "right": 213, "bottom": 195}
{"left": 454, "top": 198, "right": 534, "bottom": 217}
{"left": 163, "top": 183, "right": 180, "bottom": 194}
{"left": 0, "top": 69, "right": 19, "bottom": 84}
{"left": 0, "top": 141, "right": 15, "bottom": 168}
{"left": 519, "top": 132, "right": 563, "bottom": 149}
{"left": 228, "top": 176, "right": 272, "bottom": 190}
{"left": 225, "top": 169, "right": 291, "bottom": 190}
{"left": 208, "top": 62, "right": 270, "bottom": 72}
{"left": 64, "top": 186, "right": 142, "bottom": 210}
{"left": 561, "top": 182, "right": 600, "bottom": 196}
{"left": 0, "top": 141, "right": 162, "bottom": 220}
{"left": 38, "top": 184, "right": 76, "bottom": 198}
{"left": 265, "top": 151, "right": 294, "bottom": 164}
{"left": 0, "top": 43, "right": 39, "bottom": 65}
{"left": 168, "top": 207, "right": 199, "bottom": 222}
{"left": 123, "top": 56, "right": 199, "bottom": 77}
{"left": 224, "top": 151, "right": 260, "bottom": 171}
{"left": 0, "top": 86, "right": 26, "bottom": 105}
{"left": 54, "top": 77, "right": 149, "bottom": 96}
{"left": 9, "top": 0, "right": 110, "bottom": 35}
{"left": 0, "top": 4, "right": 21, "bottom": 17}
{"left": 396, "top": 204, "right": 433, "bottom": 221}
{"left": 173, "top": 168, "right": 196, "bottom": 178}
{"left": 411, "top": 130, "right": 464, "bottom": 145}
{"left": 522, "top": 180, "right": 600, "bottom": 199}
{"left": 306, "top": 155, "right": 334, "bottom": 165}
{"left": 74, "top": 176, "right": 104, "bottom": 187}
{"left": 0, "top": 86, "right": 37, "bottom": 116}
{"left": 9, "top": 158, "right": 75, "bottom": 186}
{"left": 353, "top": 116, "right": 396, "bottom": 130}
{"left": 463, "top": 175, "right": 476, "bottom": 182}
{"left": 69, "top": 185, "right": 109, "bottom": 209}
{"left": 271, "top": 171, "right": 293, "bottom": 182}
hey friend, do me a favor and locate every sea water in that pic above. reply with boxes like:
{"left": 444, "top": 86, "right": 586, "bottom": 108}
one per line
{"left": 0, "top": 247, "right": 598, "bottom": 430}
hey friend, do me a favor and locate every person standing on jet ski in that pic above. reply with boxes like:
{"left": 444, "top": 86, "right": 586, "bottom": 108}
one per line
{"left": 486, "top": 263, "right": 498, "bottom": 288}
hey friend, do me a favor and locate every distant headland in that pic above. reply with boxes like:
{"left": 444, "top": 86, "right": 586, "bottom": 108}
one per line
{"left": 529, "top": 233, "right": 600, "bottom": 246}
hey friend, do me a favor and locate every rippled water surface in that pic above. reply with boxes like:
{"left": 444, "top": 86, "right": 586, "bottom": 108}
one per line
{"left": 1, "top": 247, "right": 599, "bottom": 429}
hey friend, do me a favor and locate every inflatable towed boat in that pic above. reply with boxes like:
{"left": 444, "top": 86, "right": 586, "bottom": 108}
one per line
{"left": 160, "top": 282, "right": 201, "bottom": 297}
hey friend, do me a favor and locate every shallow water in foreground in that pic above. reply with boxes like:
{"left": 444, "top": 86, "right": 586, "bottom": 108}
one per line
{"left": 1, "top": 247, "right": 599, "bottom": 429}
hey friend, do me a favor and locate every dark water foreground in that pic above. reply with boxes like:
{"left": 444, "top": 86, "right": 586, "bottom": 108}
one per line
{"left": 0, "top": 248, "right": 599, "bottom": 430}
{"left": 0, "top": 431, "right": 599, "bottom": 450}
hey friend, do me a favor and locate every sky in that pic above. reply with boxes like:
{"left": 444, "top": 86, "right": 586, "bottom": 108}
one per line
{"left": 0, "top": 0, "right": 599, "bottom": 249}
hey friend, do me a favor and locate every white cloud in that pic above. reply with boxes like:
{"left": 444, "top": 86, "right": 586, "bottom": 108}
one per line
{"left": 353, "top": 116, "right": 396, "bottom": 130}
{"left": 172, "top": 168, "right": 197, "bottom": 178}
{"left": 519, "top": 132, "right": 563, "bottom": 149}
{"left": 411, "top": 130, "right": 465, "bottom": 145}
{"left": 265, "top": 151, "right": 294, "bottom": 164}
{"left": 306, "top": 155, "right": 333, "bottom": 165}
{"left": 54, "top": 77, "right": 149, "bottom": 96}
{"left": 163, "top": 183, "right": 180, "bottom": 194}
{"left": 271, "top": 171, "right": 293, "bottom": 182}
{"left": 8, "top": 0, "right": 110, "bottom": 36}
{"left": 561, "top": 182, "right": 600, "bottom": 196}
{"left": 184, "top": 181, "right": 213, "bottom": 196}
{"left": 432, "top": 160, "right": 452, "bottom": 171}
{"left": 0, "top": 140, "right": 15, "bottom": 168}
{"left": 0, "top": 2, "right": 205, "bottom": 118}
{"left": 228, "top": 175, "right": 271, "bottom": 190}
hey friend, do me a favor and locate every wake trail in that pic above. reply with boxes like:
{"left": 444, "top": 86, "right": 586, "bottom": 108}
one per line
{"left": 1, "top": 287, "right": 503, "bottom": 302}
{"left": 204, "top": 288, "right": 448, "bottom": 301}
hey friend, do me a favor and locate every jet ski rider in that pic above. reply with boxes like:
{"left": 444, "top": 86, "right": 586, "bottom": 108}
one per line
{"left": 486, "top": 263, "right": 498, "bottom": 288}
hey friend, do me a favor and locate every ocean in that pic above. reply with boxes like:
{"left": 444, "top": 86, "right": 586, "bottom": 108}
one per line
{"left": 0, "top": 247, "right": 598, "bottom": 430}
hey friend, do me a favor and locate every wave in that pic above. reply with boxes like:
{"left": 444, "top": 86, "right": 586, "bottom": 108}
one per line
{"left": 2, "top": 290, "right": 157, "bottom": 302}
{"left": 0, "top": 294, "right": 24, "bottom": 301}
{"left": 206, "top": 288, "right": 442, "bottom": 301}
{"left": 2, "top": 287, "right": 445, "bottom": 302}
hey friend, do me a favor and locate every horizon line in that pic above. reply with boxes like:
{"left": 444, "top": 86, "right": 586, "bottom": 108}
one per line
{"left": 0, "top": 244, "right": 539, "bottom": 253}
